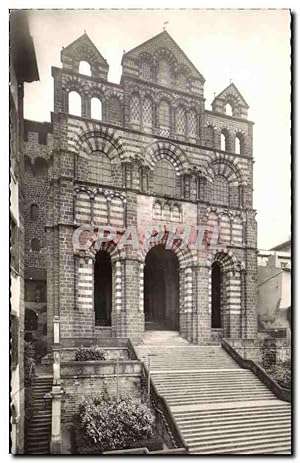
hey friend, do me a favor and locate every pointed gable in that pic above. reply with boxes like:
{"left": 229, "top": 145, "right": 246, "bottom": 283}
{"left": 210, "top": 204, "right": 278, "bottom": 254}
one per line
{"left": 61, "top": 33, "right": 109, "bottom": 80}
{"left": 212, "top": 83, "right": 249, "bottom": 118}
{"left": 121, "top": 31, "right": 205, "bottom": 96}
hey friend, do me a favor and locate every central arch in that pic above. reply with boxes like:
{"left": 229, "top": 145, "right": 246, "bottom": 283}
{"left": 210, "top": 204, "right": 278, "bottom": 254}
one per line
{"left": 144, "top": 245, "right": 179, "bottom": 330}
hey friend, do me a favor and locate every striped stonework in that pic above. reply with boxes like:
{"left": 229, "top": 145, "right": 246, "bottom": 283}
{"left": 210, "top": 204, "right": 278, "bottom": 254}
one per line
{"left": 207, "top": 249, "right": 243, "bottom": 337}
{"left": 139, "top": 263, "right": 144, "bottom": 313}
{"left": 43, "top": 32, "right": 257, "bottom": 345}
{"left": 75, "top": 190, "right": 91, "bottom": 224}
{"left": 114, "top": 260, "right": 122, "bottom": 313}
{"left": 93, "top": 193, "right": 108, "bottom": 225}
{"left": 184, "top": 267, "right": 193, "bottom": 313}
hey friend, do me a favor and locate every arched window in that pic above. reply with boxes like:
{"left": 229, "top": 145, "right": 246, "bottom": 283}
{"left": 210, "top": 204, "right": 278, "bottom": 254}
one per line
{"left": 157, "top": 59, "right": 170, "bottom": 86}
{"left": 79, "top": 60, "right": 91, "bottom": 76}
{"left": 31, "top": 238, "right": 41, "bottom": 252}
{"left": 221, "top": 129, "right": 229, "bottom": 151}
{"left": 130, "top": 94, "right": 140, "bottom": 124}
{"left": 177, "top": 73, "right": 187, "bottom": 91}
{"left": 235, "top": 134, "right": 244, "bottom": 155}
{"left": 30, "top": 204, "right": 39, "bottom": 221}
{"left": 141, "top": 62, "right": 151, "bottom": 81}
{"left": 142, "top": 97, "right": 153, "bottom": 128}
{"left": 175, "top": 106, "right": 186, "bottom": 134}
{"left": 162, "top": 203, "right": 171, "bottom": 221}
{"left": 225, "top": 103, "right": 233, "bottom": 116}
{"left": 171, "top": 205, "right": 181, "bottom": 222}
{"left": 25, "top": 309, "right": 38, "bottom": 331}
{"left": 187, "top": 110, "right": 197, "bottom": 137}
{"left": 158, "top": 100, "right": 170, "bottom": 135}
{"left": 153, "top": 159, "right": 176, "bottom": 197}
{"left": 33, "top": 158, "right": 48, "bottom": 177}
{"left": 213, "top": 175, "right": 229, "bottom": 206}
{"left": 69, "top": 91, "right": 81, "bottom": 116}
{"left": 153, "top": 202, "right": 162, "bottom": 219}
{"left": 94, "top": 251, "right": 112, "bottom": 326}
{"left": 211, "top": 262, "right": 222, "bottom": 329}
{"left": 89, "top": 151, "right": 112, "bottom": 185}
{"left": 91, "top": 97, "right": 102, "bottom": 120}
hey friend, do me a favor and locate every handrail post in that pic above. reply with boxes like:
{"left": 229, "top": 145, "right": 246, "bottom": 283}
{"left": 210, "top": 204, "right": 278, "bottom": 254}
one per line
{"left": 116, "top": 356, "right": 119, "bottom": 401}
{"left": 50, "top": 316, "right": 63, "bottom": 454}
{"left": 147, "top": 357, "right": 151, "bottom": 401}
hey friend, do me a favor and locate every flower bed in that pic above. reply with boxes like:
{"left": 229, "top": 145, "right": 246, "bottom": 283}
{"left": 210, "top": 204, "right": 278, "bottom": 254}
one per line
{"left": 72, "top": 393, "right": 157, "bottom": 454}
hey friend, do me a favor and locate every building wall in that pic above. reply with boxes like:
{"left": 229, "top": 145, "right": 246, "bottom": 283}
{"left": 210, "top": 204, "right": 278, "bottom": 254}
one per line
{"left": 10, "top": 10, "right": 39, "bottom": 453}
{"left": 24, "top": 31, "right": 258, "bottom": 347}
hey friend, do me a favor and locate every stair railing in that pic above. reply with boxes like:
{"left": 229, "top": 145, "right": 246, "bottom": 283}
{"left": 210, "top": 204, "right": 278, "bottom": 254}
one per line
{"left": 221, "top": 338, "right": 291, "bottom": 402}
{"left": 127, "top": 339, "right": 188, "bottom": 451}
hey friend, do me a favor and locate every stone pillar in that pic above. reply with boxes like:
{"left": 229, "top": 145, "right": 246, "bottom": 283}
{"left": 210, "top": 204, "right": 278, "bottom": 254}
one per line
{"left": 124, "top": 258, "right": 144, "bottom": 343}
{"left": 50, "top": 386, "right": 63, "bottom": 454}
{"left": 227, "top": 270, "right": 242, "bottom": 338}
{"left": 179, "top": 267, "right": 193, "bottom": 341}
{"left": 50, "top": 316, "right": 63, "bottom": 454}
{"left": 196, "top": 265, "right": 211, "bottom": 344}
{"left": 112, "top": 260, "right": 126, "bottom": 338}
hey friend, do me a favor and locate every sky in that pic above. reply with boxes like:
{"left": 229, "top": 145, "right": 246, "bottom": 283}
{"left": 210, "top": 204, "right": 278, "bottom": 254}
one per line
{"left": 24, "top": 9, "right": 291, "bottom": 250}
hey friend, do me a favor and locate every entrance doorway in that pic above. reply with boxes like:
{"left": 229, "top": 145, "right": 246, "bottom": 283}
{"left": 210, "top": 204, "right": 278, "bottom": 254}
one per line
{"left": 211, "top": 262, "right": 222, "bottom": 328}
{"left": 94, "top": 250, "right": 112, "bottom": 326}
{"left": 144, "top": 245, "right": 179, "bottom": 330}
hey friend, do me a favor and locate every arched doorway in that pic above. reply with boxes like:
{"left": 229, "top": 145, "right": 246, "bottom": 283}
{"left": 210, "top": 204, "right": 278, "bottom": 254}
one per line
{"left": 144, "top": 245, "right": 179, "bottom": 330}
{"left": 211, "top": 262, "right": 222, "bottom": 328}
{"left": 94, "top": 250, "right": 112, "bottom": 326}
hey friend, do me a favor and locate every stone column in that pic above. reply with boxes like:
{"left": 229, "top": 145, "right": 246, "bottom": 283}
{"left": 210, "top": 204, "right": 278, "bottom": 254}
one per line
{"left": 227, "top": 269, "right": 242, "bottom": 338}
{"left": 195, "top": 265, "right": 211, "bottom": 343}
{"left": 112, "top": 260, "right": 126, "bottom": 338}
{"left": 50, "top": 386, "right": 64, "bottom": 454}
{"left": 50, "top": 316, "right": 63, "bottom": 454}
{"left": 124, "top": 258, "right": 144, "bottom": 343}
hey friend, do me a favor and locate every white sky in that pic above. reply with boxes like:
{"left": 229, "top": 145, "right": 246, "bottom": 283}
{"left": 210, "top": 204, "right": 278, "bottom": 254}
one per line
{"left": 24, "top": 9, "right": 291, "bottom": 250}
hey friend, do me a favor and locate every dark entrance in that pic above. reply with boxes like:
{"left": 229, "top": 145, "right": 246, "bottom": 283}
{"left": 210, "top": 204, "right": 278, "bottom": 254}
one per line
{"left": 94, "top": 250, "right": 112, "bottom": 326}
{"left": 144, "top": 245, "right": 179, "bottom": 330}
{"left": 211, "top": 262, "right": 222, "bottom": 328}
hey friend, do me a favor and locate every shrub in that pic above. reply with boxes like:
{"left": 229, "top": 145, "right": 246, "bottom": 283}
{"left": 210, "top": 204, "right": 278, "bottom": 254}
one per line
{"left": 32, "top": 337, "right": 47, "bottom": 361}
{"left": 24, "top": 341, "right": 36, "bottom": 386}
{"left": 266, "top": 359, "right": 291, "bottom": 389}
{"left": 77, "top": 394, "right": 155, "bottom": 452}
{"left": 75, "top": 345, "right": 106, "bottom": 361}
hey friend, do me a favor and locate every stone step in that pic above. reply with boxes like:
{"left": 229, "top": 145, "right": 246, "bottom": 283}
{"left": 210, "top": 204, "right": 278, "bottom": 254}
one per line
{"left": 190, "top": 437, "right": 291, "bottom": 454}
{"left": 174, "top": 410, "right": 290, "bottom": 427}
{"left": 158, "top": 387, "right": 274, "bottom": 396}
{"left": 188, "top": 433, "right": 291, "bottom": 451}
{"left": 155, "top": 383, "right": 271, "bottom": 391}
{"left": 173, "top": 404, "right": 290, "bottom": 415}
{"left": 182, "top": 421, "right": 291, "bottom": 442}
{"left": 167, "top": 397, "right": 278, "bottom": 406}
{"left": 134, "top": 341, "right": 291, "bottom": 455}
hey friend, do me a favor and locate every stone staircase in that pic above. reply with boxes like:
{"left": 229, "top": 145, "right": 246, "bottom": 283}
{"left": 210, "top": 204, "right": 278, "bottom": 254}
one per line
{"left": 135, "top": 331, "right": 291, "bottom": 455}
{"left": 25, "top": 376, "right": 52, "bottom": 455}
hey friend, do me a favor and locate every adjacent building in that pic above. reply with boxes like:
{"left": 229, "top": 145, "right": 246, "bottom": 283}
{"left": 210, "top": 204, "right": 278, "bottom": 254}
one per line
{"left": 257, "top": 240, "right": 291, "bottom": 338}
{"left": 10, "top": 10, "right": 39, "bottom": 453}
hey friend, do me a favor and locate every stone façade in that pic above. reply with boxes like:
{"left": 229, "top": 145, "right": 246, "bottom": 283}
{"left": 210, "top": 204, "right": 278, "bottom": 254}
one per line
{"left": 23, "top": 30, "right": 257, "bottom": 348}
